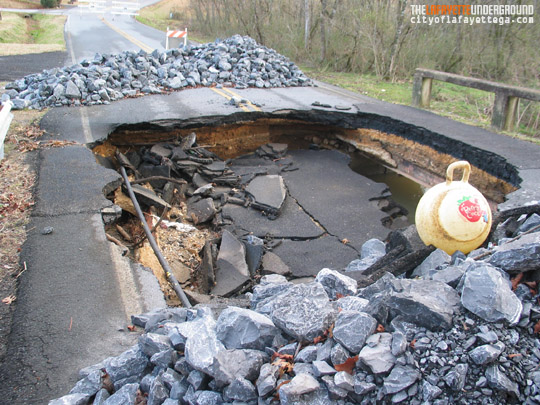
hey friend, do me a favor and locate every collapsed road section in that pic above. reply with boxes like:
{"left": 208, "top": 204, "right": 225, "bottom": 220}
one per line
{"left": 95, "top": 132, "right": 409, "bottom": 304}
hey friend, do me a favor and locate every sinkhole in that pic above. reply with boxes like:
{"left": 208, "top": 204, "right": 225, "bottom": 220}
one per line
{"left": 92, "top": 110, "right": 518, "bottom": 305}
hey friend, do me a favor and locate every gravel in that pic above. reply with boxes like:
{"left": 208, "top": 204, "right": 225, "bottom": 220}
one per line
{"left": 4, "top": 35, "right": 312, "bottom": 110}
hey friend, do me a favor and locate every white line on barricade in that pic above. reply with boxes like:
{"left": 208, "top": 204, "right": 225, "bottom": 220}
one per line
{"left": 166, "top": 27, "right": 187, "bottom": 49}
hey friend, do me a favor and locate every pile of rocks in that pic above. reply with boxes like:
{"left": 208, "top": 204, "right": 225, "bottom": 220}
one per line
{"left": 2, "top": 35, "right": 312, "bottom": 110}
{"left": 50, "top": 210, "right": 540, "bottom": 404}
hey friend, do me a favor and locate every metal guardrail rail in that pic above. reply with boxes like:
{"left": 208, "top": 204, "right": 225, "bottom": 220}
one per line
{"left": 412, "top": 68, "right": 540, "bottom": 131}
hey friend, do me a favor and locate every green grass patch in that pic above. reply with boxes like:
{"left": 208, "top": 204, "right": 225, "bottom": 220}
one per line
{"left": 0, "top": 13, "right": 28, "bottom": 43}
{"left": 304, "top": 68, "right": 540, "bottom": 142}
{"left": 0, "top": 12, "right": 65, "bottom": 54}
{"left": 30, "top": 14, "right": 66, "bottom": 45}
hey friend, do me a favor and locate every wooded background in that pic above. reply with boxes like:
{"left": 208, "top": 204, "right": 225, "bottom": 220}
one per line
{"left": 187, "top": 0, "right": 539, "bottom": 86}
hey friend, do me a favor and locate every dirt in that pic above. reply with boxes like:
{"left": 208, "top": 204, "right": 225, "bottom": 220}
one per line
{"left": 0, "top": 109, "right": 41, "bottom": 360}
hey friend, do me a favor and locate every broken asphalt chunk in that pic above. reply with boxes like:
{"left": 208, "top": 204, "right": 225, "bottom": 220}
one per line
{"left": 187, "top": 198, "right": 216, "bottom": 224}
{"left": 129, "top": 184, "right": 171, "bottom": 210}
{"left": 211, "top": 230, "right": 250, "bottom": 297}
{"left": 245, "top": 175, "right": 286, "bottom": 212}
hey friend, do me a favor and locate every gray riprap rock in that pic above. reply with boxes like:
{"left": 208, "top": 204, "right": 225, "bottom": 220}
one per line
{"left": 336, "top": 296, "right": 369, "bottom": 313}
{"left": 102, "top": 383, "right": 139, "bottom": 405}
{"left": 486, "top": 365, "right": 519, "bottom": 397}
{"left": 256, "top": 363, "right": 280, "bottom": 397}
{"left": 65, "top": 80, "right": 82, "bottom": 99}
{"left": 469, "top": 342, "right": 505, "bottom": 365}
{"left": 147, "top": 378, "right": 169, "bottom": 405}
{"left": 358, "top": 333, "right": 396, "bottom": 374}
{"left": 315, "top": 268, "right": 357, "bottom": 299}
{"left": 150, "top": 348, "right": 177, "bottom": 369}
{"left": 93, "top": 389, "right": 110, "bottom": 405}
{"left": 361, "top": 238, "right": 386, "bottom": 258}
{"left": 188, "top": 197, "right": 216, "bottom": 224}
{"left": 488, "top": 231, "right": 540, "bottom": 273}
{"left": 216, "top": 306, "right": 279, "bottom": 351}
{"left": 334, "top": 371, "right": 354, "bottom": 392}
{"left": 384, "top": 365, "right": 420, "bottom": 394}
{"left": 243, "top": 235, "right": 264, "bottom": 276}
{"left": 210, "top": 349, "right": 267, "bottom": 387}
{"left": 517, "top": 213, "right": 540, "bottom": 233}
{"left": 422, "top": 381, "right": 442, "bottom": 401}
{"left": 190, "top": 391, "right": 222, "bottom": 404}
{"left": 460, "top": 262, "right": 522, "bottom": 324}
{"left": 139, "top": 333, "right": 172, "bottom": 358}
{"left": 161, "top": 368, "right": 183, "bottom": 391}
{"left": 105, "top": 346, "right": 149, "bottom": 384}
{"left": 428, "top": 264, "right": 466, "bottom": 287}
{"left": 278, "top": 373, "right": 320, "bottom": 402}
{"left": 212, "top": 230, "right": 250, "bottom": 296}
{"left": 444, "top": 363, "right": 468, "bottom": 391}
{"left": 347, "top": 239, "right": 386, "bottom": 272}
{"left": 391, "top": 331, "right": 408, "bottom": 357}
{"left": 177, "top": 311, "right": 225, "bottom": 374}
{"left": 296, "top": 345, "right": 318, "bottom": 363}
{"left": 224, "top": 377, "right": 257, "bottom": 402}
{"left": 48, "top": 393, "right": 90, "bottom": 405}
{"left": 333, "top": 311, "right": 377, "bottom": 353}
{"left": 330, "top": 343, "right": 350, "bottom": 367}
{"left": 321, "top": 375, "right": 348, "bottom": 400}
{"left": 386, "top": 278, "right": 460, "bottom": 331}
{"left": 187, "top": 370, "right": 207, "bottom": 390}
{"left": 412, "top": 249, "right": 450, "bottom": 277}
{"left": 312, "top": 360, "right": 337, "bottom": 377}
{"left": 245, "top": 174, "right": 286, "bottom": 211}
{"left": 69, "top": 369, "right": 102, "bottom": 397}
{"left": 250, "top": 276, "right": 292, "bottom": 315}
{"left": 270, "top": 282, "right": 337, "bottom": 342}
{"left": 354, "top": 380, "right": 376, "bottom": 395}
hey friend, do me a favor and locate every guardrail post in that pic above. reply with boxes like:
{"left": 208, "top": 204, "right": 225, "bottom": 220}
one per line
{"left": 0, "top": 100, "right": 14, "bottom": 161}
{"left": 504, "top": 96, "right": 519, "bottom": 132}
{"left": 412, "top": 70, "right": 432, "bottom": 108}
{"left": 492, "top": 91, "right": 518, "bottom": 131}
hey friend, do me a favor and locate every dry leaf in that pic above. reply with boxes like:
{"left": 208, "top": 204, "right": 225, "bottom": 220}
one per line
{"left": 511, "top": 273, "right": 524, "bottom": 291}
{"left": 127, "top": 325, "right": 136, "bottom": 332}
{"left": 334, "top": 355, "right": 359, "bottom": 375}
{"left": 376, "top": 324, "right": 385, "bottom": 333}
{"left": 341, "top": 238, "right": 350, "bottom": 244}
{"left": 534, "top": 320, "right": 540, "bottom": 335}
{"left": 410, "top": 339, "right": 417, "bottom": 349}
{"left": 508, "top": 353, "right": 522, "bottom": 358}
{"left": 2, "top": 295, "right": 16, "bottom": 305}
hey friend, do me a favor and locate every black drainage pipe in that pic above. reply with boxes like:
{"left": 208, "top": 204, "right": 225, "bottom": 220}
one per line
{"left": 119, "top": 166, "right": 192, "bottom": 308}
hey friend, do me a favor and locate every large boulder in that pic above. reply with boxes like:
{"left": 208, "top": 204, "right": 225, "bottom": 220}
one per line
{"left": 270, "top": 282, "right": 337, "bottom": 342}
{"left": 460, "top": 262, "right": 522, "bottom": 324}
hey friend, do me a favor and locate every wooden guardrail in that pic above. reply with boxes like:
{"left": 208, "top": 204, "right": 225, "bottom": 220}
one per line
{"left": 412, "top": 68, "right": 540, "bottom": 131}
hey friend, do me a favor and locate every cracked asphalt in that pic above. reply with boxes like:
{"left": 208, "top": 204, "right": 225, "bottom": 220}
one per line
{"left": 0, "top": 77, "right": 539, "bottom": 403}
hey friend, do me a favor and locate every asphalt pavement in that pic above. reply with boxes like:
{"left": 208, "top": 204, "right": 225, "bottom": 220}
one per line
{"left": 1, "top": 80, "right": 539, "bottom": 403}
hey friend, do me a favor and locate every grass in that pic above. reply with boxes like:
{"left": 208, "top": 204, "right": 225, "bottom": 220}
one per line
{"left": 0, "top": 12, "right": 66, "bottom": 55}
{"left": 30, "top": 14, "right": 66, "bottom": 45}
{"left": 0, "top": 12, "right": 28, "bottom": 44}
{"left": 135, "top": 0, "right": 212, "bottom": 44}
{"left": 304, "top": 68, "right": 540, "bottom": 143}
{"left": 0, "top": 0, "right": 43, "bottom": 8}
